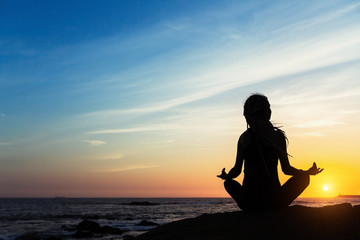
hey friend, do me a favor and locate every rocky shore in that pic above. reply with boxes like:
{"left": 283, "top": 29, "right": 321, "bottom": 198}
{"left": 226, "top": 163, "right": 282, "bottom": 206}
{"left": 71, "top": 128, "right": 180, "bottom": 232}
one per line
{"left": 135, "top": 203, "right": 360, "bottom": 240}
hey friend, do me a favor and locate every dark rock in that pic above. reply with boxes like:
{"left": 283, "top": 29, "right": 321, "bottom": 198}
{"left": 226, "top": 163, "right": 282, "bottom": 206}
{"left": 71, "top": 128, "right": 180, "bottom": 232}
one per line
{"left": 128, "top": 201, "right": 159, "bottom": 206}
{"left": 81, "top": 215, "right": 100, "bottom": 219}
{"left": 123, "top": 235, "right": 136, "bottom": 239}
{"left": 77, "top": 220, "right": 101, "bottom": 232}
{"left": 135, "top": 203, "right": 360, "bottom": 240}
{"left": 44, "top": 236, "right": 62, "bottom": 240}
{"left": 136, "top": 220, "right": 159, "bottom": 226}
{"left": 72, "top": 231, "right": 94, "bottom": 238}
{"left": 15, "top": 232, "right": 42, "bottom": 240}
{"left": 75, "top": 219, "right": 123, "bottom": 236}
{"left": 100, "top": 225, "right": 123, "bottom": 234}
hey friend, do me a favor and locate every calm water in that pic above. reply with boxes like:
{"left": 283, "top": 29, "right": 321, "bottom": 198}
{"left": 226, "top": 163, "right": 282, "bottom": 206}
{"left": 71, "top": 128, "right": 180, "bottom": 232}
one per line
{"left": 0, "top": 197, "right": 359, "bottom": 240}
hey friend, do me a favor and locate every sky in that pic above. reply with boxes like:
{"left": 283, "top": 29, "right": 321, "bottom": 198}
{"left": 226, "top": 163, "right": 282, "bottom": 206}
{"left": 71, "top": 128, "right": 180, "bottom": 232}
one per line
{"left": 0, "top": 0, "right": 360, "bottom": 197}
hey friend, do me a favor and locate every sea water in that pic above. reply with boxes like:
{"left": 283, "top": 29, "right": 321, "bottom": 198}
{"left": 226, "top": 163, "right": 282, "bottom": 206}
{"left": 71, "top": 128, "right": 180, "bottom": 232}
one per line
{"left": 1, "top": 197, "right": 360, "bottom": 240}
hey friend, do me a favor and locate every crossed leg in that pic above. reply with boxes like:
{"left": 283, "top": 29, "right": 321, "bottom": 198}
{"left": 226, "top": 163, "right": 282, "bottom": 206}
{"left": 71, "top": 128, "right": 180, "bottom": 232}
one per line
{"left": 224, "top": 179, "right": 245, "bottom": 209}
{"left": 278, "top": 172, "right": 310, "bottom": 207}
{"left": 224, "top": 173, "right": 310, "bottom": 211}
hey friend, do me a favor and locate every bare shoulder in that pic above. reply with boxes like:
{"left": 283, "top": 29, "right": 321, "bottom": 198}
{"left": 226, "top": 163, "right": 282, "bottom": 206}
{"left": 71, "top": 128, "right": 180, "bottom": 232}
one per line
{"left": 275, "top": 129, "right": 285, "bottom": 138}
{"left": 238, "top": 130, "right": 252, "bottom": 148}
{"left": 275, "top": 129, "right": 287, "bottom": 145}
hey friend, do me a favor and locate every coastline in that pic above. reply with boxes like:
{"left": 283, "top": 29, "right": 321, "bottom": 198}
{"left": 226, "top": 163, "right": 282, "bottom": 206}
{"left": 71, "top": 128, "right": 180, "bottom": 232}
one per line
{"left": 2, "top": 198, "right": 360, "bottom": 240}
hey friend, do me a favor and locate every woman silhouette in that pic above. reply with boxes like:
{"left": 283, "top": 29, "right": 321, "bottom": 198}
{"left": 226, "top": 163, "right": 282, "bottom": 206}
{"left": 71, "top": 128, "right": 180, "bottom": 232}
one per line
{"left": 218, "top": 94, "right": 323, "bottom": 212}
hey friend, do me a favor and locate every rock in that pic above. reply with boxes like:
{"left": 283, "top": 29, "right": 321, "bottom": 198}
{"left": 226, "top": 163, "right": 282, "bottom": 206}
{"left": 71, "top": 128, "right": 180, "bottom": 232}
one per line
{"left": 135, "top": 203, "right": 360, "bottom": 240}
{"left": 128, "top": 201, "right": 159, "bottom": 206}
{"left": 44, "top": 236, "right": 61, "bottom": 240}
{"left": 76, "top": 220, "right": 101, "bottom": 232}
{"left": 75, "top": 219, "right": 123, "bottom": 236}
{"left": 123, "top": 235, "right": 136, "bottom": 239}
{"left": 72, "top": 231, "right": 94, "bottom": 238}
{"left": 81, "top": 215, "right": 100, "bottom": 219}
{"left": 15, "top": 232, "right": 42, "bottom": 240}
{"left": 136, "top": 220, "right": 159, "bottom": 226}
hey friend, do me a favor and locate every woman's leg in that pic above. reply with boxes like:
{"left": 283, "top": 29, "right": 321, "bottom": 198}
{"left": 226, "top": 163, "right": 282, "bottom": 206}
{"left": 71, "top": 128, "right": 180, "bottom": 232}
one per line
{"left": 279, "top": 172, "right": 310, "bottom": 207}
{"left": 224, "top": 179, "right": 245, "bottom": 209}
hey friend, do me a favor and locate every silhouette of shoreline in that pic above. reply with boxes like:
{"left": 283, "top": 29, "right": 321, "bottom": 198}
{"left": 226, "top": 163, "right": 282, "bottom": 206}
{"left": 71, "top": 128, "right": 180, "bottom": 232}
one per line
{"left": 135, "top": 203, "right": 360, "bottom": 240}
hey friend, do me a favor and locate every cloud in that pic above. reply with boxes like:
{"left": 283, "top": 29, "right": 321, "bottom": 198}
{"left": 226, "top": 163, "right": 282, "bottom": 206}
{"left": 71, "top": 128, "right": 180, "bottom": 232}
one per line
{"left": 295, "top": 132, "right": 324, "bottom": 138}
{"left": 77, "top": 25, "right": 360, "bottom": 122}
{"left": 89, "top": 164, "right": 160, "bottom": 173}
{"left": 146, "top": 139, "right": 174, "bottom": 145}
{"left": 294, "top": 120, "right": 344, "bottom": 129}
{"left": 275, "top": 2, "right": 360, "bottom": 34}
{"left": 83, "top": 140, "right": 107, "bottom": 146}
{"left": 0, "top": 142, "right": 10, "bottom": 146}
{"left": 87, "top": 125, "right": 180, "bottom": 135}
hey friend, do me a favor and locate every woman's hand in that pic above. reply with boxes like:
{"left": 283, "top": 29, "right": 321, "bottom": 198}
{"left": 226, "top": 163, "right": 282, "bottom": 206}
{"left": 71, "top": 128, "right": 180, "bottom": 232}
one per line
{"left": 217, "top": 168, "right": 228, "bottom": 180}
{"left": 306, "top": 162, "right": 324, "bottom": 175}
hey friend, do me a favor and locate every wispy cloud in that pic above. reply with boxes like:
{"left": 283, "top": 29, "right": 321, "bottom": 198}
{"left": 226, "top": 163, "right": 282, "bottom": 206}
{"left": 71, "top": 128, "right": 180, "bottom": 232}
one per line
{"left": 294, "top": 120, "right": 344, "bottom": 129}
{"left": 83, "top": 140, "right": 107, "bottom": 146}
{"left": 87, "top": 125, "right": 181, "bottom": 135}
{"left": 0, "top": 142, "right": 10, "bottom": 146}
{"left": 275, "top": 2, "right": 360, "bottom": 33}
{"left": 78, "top": 25, "right": 360, "bottom": 121}
{"left": 89, "top": 164, "right": 160, "bottom": 173}
{"left": 295, "top": 132, "right": 324, "bottom": 138}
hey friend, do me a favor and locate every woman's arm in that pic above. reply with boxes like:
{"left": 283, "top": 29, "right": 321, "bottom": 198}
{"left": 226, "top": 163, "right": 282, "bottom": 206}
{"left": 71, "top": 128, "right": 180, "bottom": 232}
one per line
{"left": 224, "top": 132, "right": 249, "bottom": 179}
{"left": 278, "top": 132, "right": 303, "bottom": 176}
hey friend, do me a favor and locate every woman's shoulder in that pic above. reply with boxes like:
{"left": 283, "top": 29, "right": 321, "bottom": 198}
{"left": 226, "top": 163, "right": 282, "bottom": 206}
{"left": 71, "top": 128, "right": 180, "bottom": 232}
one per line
{"left": 239, "top": 129, "right": 253, "bottom": 147}
{"left": 274, "top": 128, "right": 287, "bottom": 145}
{"left": 274, "top": 128, "right": 286, "bottom": 138}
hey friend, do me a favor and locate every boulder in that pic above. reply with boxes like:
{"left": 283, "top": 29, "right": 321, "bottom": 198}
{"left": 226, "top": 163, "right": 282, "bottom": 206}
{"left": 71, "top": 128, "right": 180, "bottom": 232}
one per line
{"left": 75, "top": 219, "right": 123, "bottom": 236}
{"left": 76, "top": 220, "right": 101, "bottom": 232}
{"left": 15, "top": 232, "right": 41, "bottom": 240}
{"left": 135, "top": 203, "right": 360, "bottom": 240}
{"left": 136, "top": 220, "right": 159, "bottom": 226}
{"left": 72, "top": 231, "right": 94, "bottom": 238}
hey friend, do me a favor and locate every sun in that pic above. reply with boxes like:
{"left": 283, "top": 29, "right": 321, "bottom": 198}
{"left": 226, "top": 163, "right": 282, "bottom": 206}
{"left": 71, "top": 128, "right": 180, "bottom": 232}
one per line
{"left": 323, "top": 184, "right": 329, "bottom": 191}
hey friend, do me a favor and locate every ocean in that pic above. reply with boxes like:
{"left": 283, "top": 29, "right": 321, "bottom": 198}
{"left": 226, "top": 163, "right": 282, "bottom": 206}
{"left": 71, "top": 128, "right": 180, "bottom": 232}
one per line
{"left": 1, "top": 197, "right": 360, "bottom": 240}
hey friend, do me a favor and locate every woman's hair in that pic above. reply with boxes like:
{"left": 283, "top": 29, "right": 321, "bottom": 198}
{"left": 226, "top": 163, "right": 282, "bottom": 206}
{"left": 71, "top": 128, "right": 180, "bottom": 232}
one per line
{"left": 243, "top": 93, "right": 289, "bottom": 156}
{"left": 243, "top": 93, "right": 271, "bottom": 123}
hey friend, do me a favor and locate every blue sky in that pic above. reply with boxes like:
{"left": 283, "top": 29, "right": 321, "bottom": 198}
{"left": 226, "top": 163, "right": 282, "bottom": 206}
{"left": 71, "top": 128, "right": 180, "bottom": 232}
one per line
{"left": 1, "top": 0, "right": 360, "bottom": 197}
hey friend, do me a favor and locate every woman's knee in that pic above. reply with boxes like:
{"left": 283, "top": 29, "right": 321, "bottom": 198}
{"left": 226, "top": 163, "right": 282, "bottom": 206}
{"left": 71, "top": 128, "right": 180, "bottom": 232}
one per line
{"left": 224, "top": 179, "right": 241, "bottom": 192}
{"left": 297, "top": 172, "right": 310, "bottom": 188}
{"left": 224, "top": 179, "right": 233, "bottom": 190}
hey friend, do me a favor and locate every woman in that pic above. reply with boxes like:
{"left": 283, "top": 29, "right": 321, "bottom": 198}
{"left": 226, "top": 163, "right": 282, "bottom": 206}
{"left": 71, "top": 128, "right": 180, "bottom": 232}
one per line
{"left": 218, "top": 94, "right": 323, "bottom": 212}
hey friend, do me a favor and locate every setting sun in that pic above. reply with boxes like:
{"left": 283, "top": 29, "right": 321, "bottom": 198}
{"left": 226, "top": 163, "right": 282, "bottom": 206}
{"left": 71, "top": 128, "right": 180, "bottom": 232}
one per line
{"left": 323, "top": 185, "right": 329, "bottom": 192}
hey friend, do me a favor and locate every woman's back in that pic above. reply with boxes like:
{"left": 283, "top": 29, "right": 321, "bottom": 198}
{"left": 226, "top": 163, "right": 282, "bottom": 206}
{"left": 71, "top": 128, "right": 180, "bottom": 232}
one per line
{"left": 242, "top": 129, "right": 282, "bottom": 200}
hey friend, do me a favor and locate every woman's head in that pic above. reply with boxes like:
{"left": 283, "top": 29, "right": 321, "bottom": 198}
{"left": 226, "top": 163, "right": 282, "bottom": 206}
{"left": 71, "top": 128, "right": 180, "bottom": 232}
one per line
{"left": 243, "top": 93, "right": 271, "bottom": 123}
